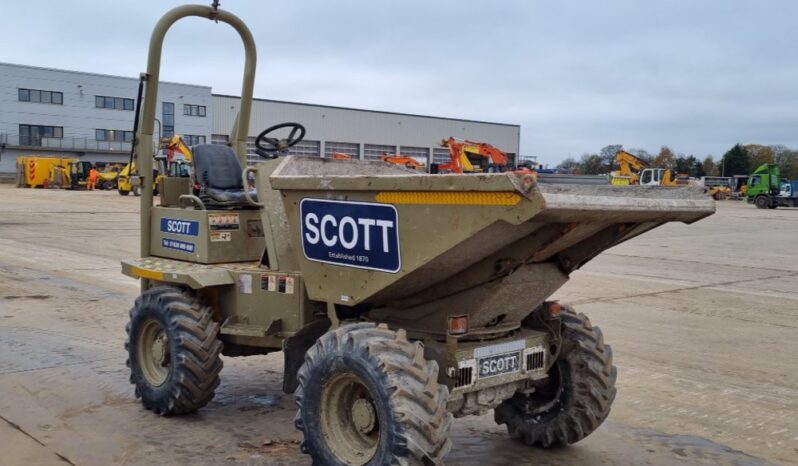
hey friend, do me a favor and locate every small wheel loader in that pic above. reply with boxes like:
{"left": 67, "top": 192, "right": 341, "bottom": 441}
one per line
{"left": 121, "top": 4, "right": 715, "bottom": 465}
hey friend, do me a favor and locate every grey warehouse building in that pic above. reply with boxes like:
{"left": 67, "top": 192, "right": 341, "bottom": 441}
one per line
{"left": 0, "top": 62, "right": 520, "bottom": 174}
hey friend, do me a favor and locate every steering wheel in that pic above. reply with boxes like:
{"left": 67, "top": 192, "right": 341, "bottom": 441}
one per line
{"left": 255, "top": 122, "right": 306, "bottom": 158}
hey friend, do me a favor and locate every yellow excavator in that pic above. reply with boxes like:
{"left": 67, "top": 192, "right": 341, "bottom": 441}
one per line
{"left": 118, "top": 135, "right": 193, "bottom": 195}
{"left": 612, "top": 150, "right": 680, "bottom": 186}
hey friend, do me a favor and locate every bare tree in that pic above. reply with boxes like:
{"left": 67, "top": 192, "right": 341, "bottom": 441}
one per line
{"left": 599, "top": 144, "right": 623, "bottom": 172}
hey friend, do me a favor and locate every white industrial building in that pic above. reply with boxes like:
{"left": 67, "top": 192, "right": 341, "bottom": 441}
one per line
{"left": 0, "top": 62, "right": 520, "bottom": 174}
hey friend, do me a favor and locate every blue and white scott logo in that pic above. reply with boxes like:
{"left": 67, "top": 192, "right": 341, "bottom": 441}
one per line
{"left": 160, "top": 218, "right": 200, "bottom": 236}
{"left": 300, "top": 198, "right": 400, "bottom": 273}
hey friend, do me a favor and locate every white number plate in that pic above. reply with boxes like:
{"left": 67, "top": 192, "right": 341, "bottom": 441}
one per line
{"left": 478, "top": 352, "right": 521, "bottom": 378}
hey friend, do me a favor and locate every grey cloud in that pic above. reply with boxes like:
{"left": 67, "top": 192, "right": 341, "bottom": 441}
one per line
{"left": 3, "top": 0, "right": 797, "bottom": 165}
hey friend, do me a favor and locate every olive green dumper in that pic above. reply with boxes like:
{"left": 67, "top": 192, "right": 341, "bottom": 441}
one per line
{"left": 121, "top": 4, "right": 715, "bottom": 465}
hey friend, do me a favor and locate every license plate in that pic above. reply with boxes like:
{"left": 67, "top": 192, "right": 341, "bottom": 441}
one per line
{"left": 478, "top": 352, "right": 521, "bottom": 379}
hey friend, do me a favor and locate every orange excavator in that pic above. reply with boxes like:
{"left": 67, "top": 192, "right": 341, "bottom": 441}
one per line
{"left": 381, "top": 153, "right": 423, "bottom": 170}
{"left": 439, "top": 137, "right": 512, "bottom": 173}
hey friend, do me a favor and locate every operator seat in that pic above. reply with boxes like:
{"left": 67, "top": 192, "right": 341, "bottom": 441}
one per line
{"left": 192, "top": 144, "right": 258, "bottom": 208}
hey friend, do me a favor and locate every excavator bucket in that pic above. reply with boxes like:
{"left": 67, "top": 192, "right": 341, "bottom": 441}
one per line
{"left": 268, "top": 157, "right": 714, "bottom": 322}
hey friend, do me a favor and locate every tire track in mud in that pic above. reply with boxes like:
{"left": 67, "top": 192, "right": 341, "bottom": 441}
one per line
{"left": 0, "top": 414, "right": 77, "bottom": 465}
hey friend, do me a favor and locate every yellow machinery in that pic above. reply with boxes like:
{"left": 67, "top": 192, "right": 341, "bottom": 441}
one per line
{"left": 96, "top": 165, "right": 122, "bottom": 190}
{"left": 163, "top": 135, "right": 192, "bottom": 162}
{"left": 16, "top": 156, "right": 73, "bottom": 188}
{"left": 48, "top": 160, "right": 92, "bottom": 189}
{"left": 118, "top": 162, "right": 160, "bottom": 196}
{"left": 16, "top": 155, "right": 92, "bottom": 189}
{"left": 119, "top": 136, "right": 193, "bottom": 196}
{"left": 117, "top": 162, "right": 136, "bottom": 195}
{"left": 612, "top": 150, "right": 680, "bottom": 186}
{"left": 611, "top": 150, "right": 647, "bottom": 185}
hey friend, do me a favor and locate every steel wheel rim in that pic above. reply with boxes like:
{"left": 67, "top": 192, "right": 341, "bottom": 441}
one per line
{"left": 138, "top": 319, "right": 170, "bottom": 386}
{"left": 320, "top": 373, "right": 380, "bottom": 465}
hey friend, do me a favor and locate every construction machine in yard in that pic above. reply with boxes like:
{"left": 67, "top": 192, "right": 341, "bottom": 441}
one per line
{"left": 381, "top": 152, "right": 424, "bottom": 170}
{"left": 48, "top": 159, "right": 92, "bottom": 189}
{"left": 747, "top": 163, "right": 798, "bottom": 209}
{"left": 439, "top": 137, "right": 513, "bottom": 173}
{"left": 96, "top": 165, "right": 122, "bottom": 190}
{"left": 16, "top": 156, "right": 69, "bottom": 188}
{"left": 15, "top": 156, "right": 92, "bottom": 189}
{"left": 120, "top": 5, "right": 715, "bottom": 465}
{"left": 118, "top": 136, "right": 192, "bottom": 196}
{"left": 612, "top": 150, "right": 681, "bottom": 186}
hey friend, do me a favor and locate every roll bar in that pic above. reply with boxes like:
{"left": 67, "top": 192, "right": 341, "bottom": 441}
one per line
{"left": 136, "top": 4, "right": 257, "bottom": 261}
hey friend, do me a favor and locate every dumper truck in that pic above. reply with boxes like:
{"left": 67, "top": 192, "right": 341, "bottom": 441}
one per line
{"left": 120, "top": 5, "right": 715, "bottom": 465}
{"left": 747, "top": 163, "right": 798, "bottom": 208}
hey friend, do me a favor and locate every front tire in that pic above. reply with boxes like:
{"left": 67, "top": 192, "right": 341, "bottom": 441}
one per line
{"left": 755, "top": 195, "right": 770, "bottom": 209}
{"left": 125, "top": 286, "right": 223, "bottom": 415}
{"left": 494, "top": 306, "right": 617, "bottom": 447}
{"left": 295, "top": 323, "right": 452, "bottom": 465}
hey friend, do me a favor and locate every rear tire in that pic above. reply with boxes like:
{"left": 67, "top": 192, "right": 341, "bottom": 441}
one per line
{"left": 295, "top": 323, "right": 452, "bottom": 465}
{"left": 494, "top": 306, "right": 617, "bottom": 447}
{"left": 125, "top": 286, "right": 222, "bottom": 415}
{"left": 118, "top": 189, "right": 130, "bottom": 196}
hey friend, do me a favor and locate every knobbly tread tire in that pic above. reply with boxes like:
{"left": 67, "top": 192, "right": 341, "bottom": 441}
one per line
{"left": 494, "top": 305, "right": 617, "bottom": 447}
{"left": 294, "top": 322, "right": 453, "bottom": 465}
{"left": 125, "top": 286, "right": 223, "bottom": 415}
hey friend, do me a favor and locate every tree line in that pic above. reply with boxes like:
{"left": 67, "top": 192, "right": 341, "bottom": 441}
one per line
{"left": 557, "top": 144, "right": 798, "bottom": 179}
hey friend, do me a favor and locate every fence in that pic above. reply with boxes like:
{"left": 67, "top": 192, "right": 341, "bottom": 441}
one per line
{"left": 0, "top": 134, "right": 132, "bottom": 153}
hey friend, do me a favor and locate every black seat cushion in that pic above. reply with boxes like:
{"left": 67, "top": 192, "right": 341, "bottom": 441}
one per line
{"left": 192, "top": 144, "right": 257, "bottom": 207}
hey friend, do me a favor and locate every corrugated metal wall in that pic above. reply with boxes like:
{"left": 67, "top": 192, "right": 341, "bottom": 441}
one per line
{"left": 212, "top": 95, "right": 520, "bottom": 164}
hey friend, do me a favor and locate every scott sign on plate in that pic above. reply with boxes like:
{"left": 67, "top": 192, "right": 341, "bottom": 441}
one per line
{"left": 478, "top": 352, "right": 521, "bottom": 379}
{"left": 300, "top": 198, "right": 400, "bottom": 273}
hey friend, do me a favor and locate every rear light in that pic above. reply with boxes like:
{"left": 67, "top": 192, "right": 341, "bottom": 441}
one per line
{"left": 448, "top": 315, "right": 469, "bottom": 335}
{"left": 548, "top": 301, "right": 562, "bottom": 317}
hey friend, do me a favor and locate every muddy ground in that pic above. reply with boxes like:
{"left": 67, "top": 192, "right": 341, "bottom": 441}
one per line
{"left": 0, "top": 185, "right": 795, "bottom": 465}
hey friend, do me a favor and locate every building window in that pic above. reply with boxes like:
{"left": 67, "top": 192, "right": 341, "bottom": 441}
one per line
{"left": 95, "top": 95, "right": 134, "bottom": 111}
{"left": 398, "top": 146, "right": 430, "bottom": 165}
{"left": 19, "top": 88, "right": 63, "bottom": 105}
{"left": 211, "top": 134, "right": 229, "bottom": 145}
{"left": 288, "top": 140, "right": 321, "bottom": 157}
{"left": 433, "top": 148, "right": 451, "bottom": 165}
{"left": 183, "top": 104, "right": 206, "bottom": 117}
{"left": 96, "top": 129, "right": 133, "bottom": 142}
{"left": 363, "top": 144, "right": 397, "bottom": 161}
{"left": 183, "top": 135, "right": 206, "bottom": 146}
{"left": 162, "top": 102, "right": 174, "bottom": 138}
{"left": 324, "top": 141, "right": 359, "bottom": 158}
{"left": 246, "top": 136, "right": 258, "bottom": 164}
{"left": 19, "top": 124, "right": 64, "bottom": 146}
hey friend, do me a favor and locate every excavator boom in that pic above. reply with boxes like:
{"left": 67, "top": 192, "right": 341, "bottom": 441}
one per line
{"left": 164, "top": 135, "right": 193, "bottom": 161}
{"left": 613, "top": 150, "right": 648, "bottom": 184}
{"left": 439, "top": 137, "right": 512, "bottom": 173}
{"left": 381, "top": 153, "right": 423, "bottom": 169}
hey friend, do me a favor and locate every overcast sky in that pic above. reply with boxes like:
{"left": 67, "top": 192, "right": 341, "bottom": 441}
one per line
{"left": 3, "top": 0, "right": 797, "bottom": 165}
